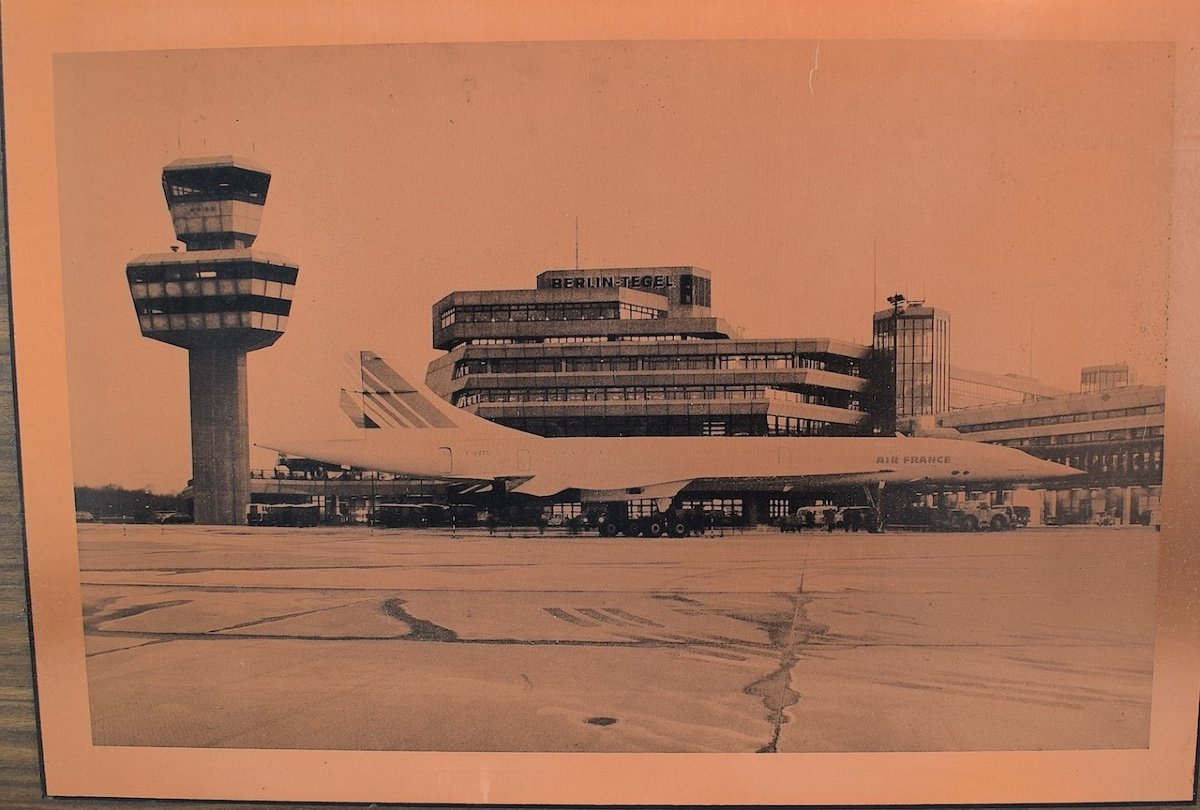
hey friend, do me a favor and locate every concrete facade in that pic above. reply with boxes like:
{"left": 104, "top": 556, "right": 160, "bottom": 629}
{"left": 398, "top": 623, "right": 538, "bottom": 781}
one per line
{"left": 188, "top": 347, "right": 249, "bottom": 525}
{"left": 428, "top": 267, "right": 873, "bottom": 442}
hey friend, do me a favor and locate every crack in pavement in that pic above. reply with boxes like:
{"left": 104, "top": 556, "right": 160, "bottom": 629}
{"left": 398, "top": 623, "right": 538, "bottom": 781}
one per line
{"left": 740, "top": 533, "right": 826, "bottom": 753}
{"left": 86, "top": 636, "right": 177, "bottom": 659}
{"left": 740, "top": 591, "right": 827, "bottom": 753}
{"left": 380, "top": 597, "right": 459, "bottom": 641}
{"left": 647, "top": 588, "right": 834, "bottom": 752}
{"left": 207, "top": 599, "right": 377, "bottom": 633}
{"left": 83, "top": 599, "right": 192, "bottom": 632}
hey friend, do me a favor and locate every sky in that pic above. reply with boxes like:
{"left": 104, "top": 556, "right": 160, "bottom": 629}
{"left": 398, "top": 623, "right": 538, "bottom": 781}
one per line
{"left": 52, "top": 39, "right": 1175, "bottom": 492}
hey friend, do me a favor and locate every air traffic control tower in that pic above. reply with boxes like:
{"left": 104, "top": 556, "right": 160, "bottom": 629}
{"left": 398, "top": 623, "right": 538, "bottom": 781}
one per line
{"left": 127, "top": 157, "right": 299, "bottom": 524}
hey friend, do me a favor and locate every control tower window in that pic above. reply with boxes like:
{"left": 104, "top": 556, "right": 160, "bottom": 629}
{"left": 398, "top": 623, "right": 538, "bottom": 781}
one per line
{"left": 162, "top": 167, "right": 270, "bottom": 203}
{"left": 168, "top": 182, "right": 204, "bottom": 198}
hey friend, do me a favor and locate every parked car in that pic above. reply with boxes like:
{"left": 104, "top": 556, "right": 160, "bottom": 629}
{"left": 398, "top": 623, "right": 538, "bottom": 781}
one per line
{"left": 1009, "top": 505, "right": 1031, "bottom": 528}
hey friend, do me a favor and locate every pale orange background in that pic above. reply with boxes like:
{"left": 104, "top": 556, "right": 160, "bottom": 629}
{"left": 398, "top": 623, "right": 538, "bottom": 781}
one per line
{"left": 3, "top": 0, "right": 1199, "bottom": 804}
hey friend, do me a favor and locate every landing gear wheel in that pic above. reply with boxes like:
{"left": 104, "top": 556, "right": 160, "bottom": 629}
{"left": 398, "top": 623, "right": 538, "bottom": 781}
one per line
{"left": 667, "top": 520, "right": 690, "bottom": 538}
{"left": 599, "top": 521, "right": 619, "bottom": 537}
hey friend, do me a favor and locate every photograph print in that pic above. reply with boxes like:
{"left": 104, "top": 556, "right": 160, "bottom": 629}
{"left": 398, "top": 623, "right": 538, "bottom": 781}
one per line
{"left": 10, "top": 5, "right": 1197, "bottom": 805}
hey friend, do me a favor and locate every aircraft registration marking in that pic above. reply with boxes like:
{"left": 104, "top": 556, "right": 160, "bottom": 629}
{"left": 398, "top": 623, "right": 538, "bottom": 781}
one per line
{"left": 876, "top": 455, "right": 952, "bottom": 464}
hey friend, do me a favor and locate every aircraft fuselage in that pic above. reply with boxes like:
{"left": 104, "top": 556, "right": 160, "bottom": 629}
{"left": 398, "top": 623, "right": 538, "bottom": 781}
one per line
{"left": 278, "top": 432, "right": 1078, "bottom": 496}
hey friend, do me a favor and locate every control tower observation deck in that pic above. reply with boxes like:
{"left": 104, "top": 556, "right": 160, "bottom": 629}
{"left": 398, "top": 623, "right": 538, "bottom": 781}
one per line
{"left": 126, "top": 157, "right": 299, "bottom": 524}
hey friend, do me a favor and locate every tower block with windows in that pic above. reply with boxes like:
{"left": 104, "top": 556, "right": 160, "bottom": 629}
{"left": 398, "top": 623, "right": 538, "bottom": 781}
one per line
{"left": 871, "top": 293, "right": 950, "bottom": 435}
{"left": 127, "top": 157, "right": 299, "bottom": 524}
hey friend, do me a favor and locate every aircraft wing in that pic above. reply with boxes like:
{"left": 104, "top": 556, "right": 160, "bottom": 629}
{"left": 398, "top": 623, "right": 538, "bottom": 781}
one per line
{"left": 510, "top": 475, "right": 694, "bottom": 501}
{"left": 510, "top": 467, "right": 922, "bottom": 501}
{"left": 688, "top": 470, "right": 918, "bottom": 490}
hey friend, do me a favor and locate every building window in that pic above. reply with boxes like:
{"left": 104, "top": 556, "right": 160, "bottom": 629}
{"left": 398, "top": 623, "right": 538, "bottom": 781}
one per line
{"left": 681, "top": 498, "right": 743, "bottom": 519}
{"left": 627, "top": 499, "right": 658, "bottom": 518}
{"left": 547, "top": 503, "right": 582, "bottom": 520}
{"left": 544, "top": 335, "right": 607, "bottom": 344}
{"left": 767, "top": 415, "right": 835, "bottom": 436}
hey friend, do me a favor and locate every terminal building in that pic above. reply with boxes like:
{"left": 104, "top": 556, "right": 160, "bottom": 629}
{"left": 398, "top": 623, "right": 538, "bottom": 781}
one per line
{"left": 939, "top": 365, "right": 1164, "bottom": 525}
{"left": 425, "top": 267, "right": 872, "bottom": 441}
{"left": 424, "top": 273, "right": 1074, "bottom": 441}
{"left": 252, "top": 266, "right": 1162, "bottom": 527}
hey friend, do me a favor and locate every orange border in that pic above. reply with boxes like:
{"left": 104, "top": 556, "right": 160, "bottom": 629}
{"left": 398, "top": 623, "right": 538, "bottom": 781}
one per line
{"left": 5, "top": 0, "right": 1199, "bottom": 803}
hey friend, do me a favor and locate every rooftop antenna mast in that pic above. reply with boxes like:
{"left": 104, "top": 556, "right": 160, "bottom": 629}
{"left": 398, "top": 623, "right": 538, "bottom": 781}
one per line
{"left": 1029, "top": 314, "right": 1034, "bottom": 377}
{"left": 575, "top": 216, "right": 580, "bottom": 271}
{"left": 872, "top": 237, "right": 877, "bottom": 312}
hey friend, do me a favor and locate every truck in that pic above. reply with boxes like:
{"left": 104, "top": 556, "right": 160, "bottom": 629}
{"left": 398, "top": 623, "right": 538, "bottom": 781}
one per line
{"left": 882, "top": 503, "right": 958, "bottom": 532}
{"left": 881, "top": 499, "right": 1025, "bottom": 532}
{"left": 779, "top": 506, "right": 881, "bottom": 533}
{"left": 950, "top": 500, "right": 1019, "bottom": 531}
{"left": 594, "top": 503, "right": 707, "bottom": 538}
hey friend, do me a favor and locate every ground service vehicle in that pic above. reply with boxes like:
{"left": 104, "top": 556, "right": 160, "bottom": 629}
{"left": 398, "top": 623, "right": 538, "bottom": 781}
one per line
{"left": 883, "top": 501, "right": 1024, "bottom": 532}
{"left": 252, "top": 503, "right": 320, "bottom": 527}
{"left": 882, "top": 503, "right": 958, "bottom": 532}
{"left": 373, "top": 503, "right": 450, "bottom": 527}
{"left": 779, "top": 507, "right": 828, "bottom": 532}
{"left": 595, "top": 504, "right": 706, "bottom": 537}
{"left": 952, "top": 501, "right": 1019, "bottom": 531}
{"left": 780, "top": 506, "right": 880, "bottom": 533}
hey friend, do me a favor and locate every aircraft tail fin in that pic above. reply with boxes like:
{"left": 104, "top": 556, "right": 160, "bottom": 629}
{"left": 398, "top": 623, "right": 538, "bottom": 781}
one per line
{"left": 340, "top": 350, "right": 520, "bottom": 436}
{"left": 339, "top": 387, "right": 378, "bottom": 429}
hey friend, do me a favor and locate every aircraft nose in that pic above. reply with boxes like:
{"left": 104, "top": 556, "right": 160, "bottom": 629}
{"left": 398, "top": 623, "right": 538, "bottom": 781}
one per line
{"left": 1041, "top": 458, "right": 1086, "bottom": 478}
{"left": 255, "top": 438, "right": 348, "bottom": 463}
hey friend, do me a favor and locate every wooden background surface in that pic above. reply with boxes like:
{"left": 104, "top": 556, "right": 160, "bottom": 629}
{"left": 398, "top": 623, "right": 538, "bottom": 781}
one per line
{"left": 0, "top": 148, "right": 1190, "bottom": 810}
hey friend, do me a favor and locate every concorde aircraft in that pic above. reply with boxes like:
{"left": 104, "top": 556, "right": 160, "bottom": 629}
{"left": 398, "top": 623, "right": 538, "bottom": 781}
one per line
{"left": 262, "top": 351, "right": 1084, "bottom": 531}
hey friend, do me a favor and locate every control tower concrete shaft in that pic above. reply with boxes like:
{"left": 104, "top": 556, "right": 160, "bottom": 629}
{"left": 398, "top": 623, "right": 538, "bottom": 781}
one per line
{"left": 127, "top": 157, "right": 299, "bottom": 524}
